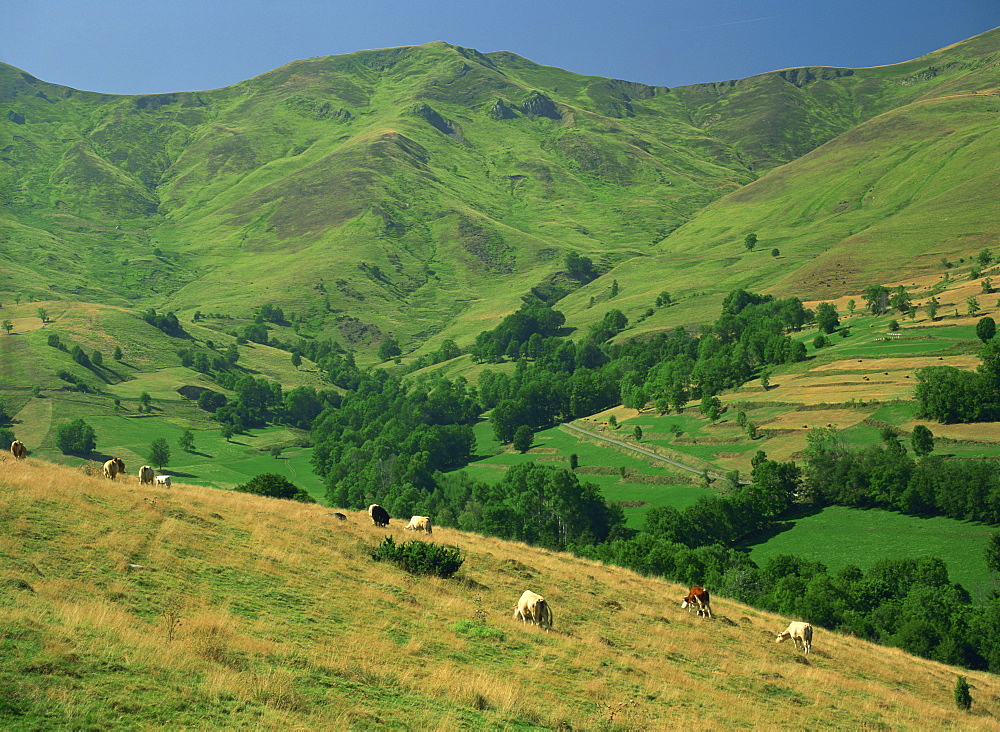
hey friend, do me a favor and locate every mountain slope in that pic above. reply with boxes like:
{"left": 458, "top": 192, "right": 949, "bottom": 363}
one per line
{"left": 2, "top": 30, "right": 997, "bottom": 358}
{"left": 3, "top": 458, "right": 1000, "bottom": 728}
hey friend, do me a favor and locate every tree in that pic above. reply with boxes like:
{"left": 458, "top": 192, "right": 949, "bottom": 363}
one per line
{"left": 569, "top": 453, "right": 579, "bottom": 471}
{"left": 927, "top": 296, "right": 940, "bottom": 321}
{"left": 967, "top": 296, "right": 981, "bottom": 317}
{"left": 814, "top": 302, "right": 840, "bottom": 334}
{"left": 983, "top": 277, "right": 993, "bottom": 295}
{"left": 847, "top": 299, "right": 856, "bottom": 317}
{"left": 743, "top": 233, "right": 758, "bottom": 251}
{"left": 235, "top": 473, "right": 314, "bottom": 502}
{"left": 512, "top": 425, "right": 533, "bottom": 453}
{"left": 269, "top": 445, "right": 283, "bottom": 458}
{"left": 36, "top": 307, "right": 47, "bottom": 323}
{"left": 610, "top": 279, "right": 620, "bottom": 297}
{"left": 149, "top": 438, "right": 171, "bottom": 470}
{"left": 378, "top": 336, "right": 402, "bottom": 362}
{"left": 771, "top": 248, "right": 780, "bottom": 257}
{"left": 221, "top": 424, "right": 235, "bottom": 442}
{"left": 984, "top": 532, "right": 1000, "bottom": 575}
{"left": 864, "top": 285, "right": 890, "bottom": 316}
{"left": 978, "top": 248, "right": 993, "bottom": 268}
{"left": 55, "top": 418, "right": 97, "bottom": 455}
{"left": 291, "top": 351, "right": 302, "bottom": 369}
{"left": 813, "top": 335, "right": 828, "bottom": 349}
{"left": 1, "top": 320, "right": 11, "bottom": 335}
{"left": 655, "top": 291, "right": 672, "bottom": 307}
{"left": 139, "top": 391, "right": 152, "bottom": 413}
{"left": 633, "top": 425, "right": 643, "bottom": 441}
{"left": 760, "top": 370, "right": 771, "bottom": 390}
{"left": 889, "top": 286, "right": 911, "bottom": 313}
{"left": 977, "top": 317, "right": 996, "bottom": 343}
{"left": 113, "top": 345, "right": 123, "bottom": 361}
{"left": 565, "top": 252, "right": 597, "bottom": 282}
{"left": 955, "top": 675, "right": 972, "bottom": 711}
{"left": 910, "top": 424, "right": 935, "bottom": 457}
{"left": 91, "top": 350, "right": 103, "bottom": 367}
{"left": 179, "top": 430, "right": 195, "bottom": 453}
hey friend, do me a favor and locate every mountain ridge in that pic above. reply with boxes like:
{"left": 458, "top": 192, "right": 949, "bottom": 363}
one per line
{"left": 1, "top": 30, "right": 998, "bottom": 358}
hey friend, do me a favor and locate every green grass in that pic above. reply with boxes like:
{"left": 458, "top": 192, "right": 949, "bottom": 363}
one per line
{"left": 741, "top": 506, "right": 998, "bottom": 600}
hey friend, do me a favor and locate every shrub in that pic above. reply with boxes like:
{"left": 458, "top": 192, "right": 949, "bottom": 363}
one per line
{"left": 234, "top": 473, "right": 315, "bottom": 503}
{"left": 370, "top": 536, "right": 464, "bottom": 578}
{"left": 955, "top": 675, "right": 972, "bottom": 711}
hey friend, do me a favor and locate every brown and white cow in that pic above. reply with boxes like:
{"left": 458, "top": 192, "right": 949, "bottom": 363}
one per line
{"left": 103, "top": 457, "right": 126, "bottom": 480}
{"left": 681, "top": 586, "right": 713, "bottom": 618}
{"left": 154, "top": 475, "right": 171, "bottom": 488}
{"left": 403, "top": 515, "right": 432, "bottom": 534}
{"left": 513, "top": 590, "right": 553, "bottom": 630}
{"left": 775, "top": 621, "right": 813, "bottom": 653}
{"left": 369, "top": 504, "right": 390, "bottom": 527}
{"left": 10, "top": 440, "right": 26, "bottom": 460}
{"left": 138, "top": 465, "right": 155, "bottom": 485}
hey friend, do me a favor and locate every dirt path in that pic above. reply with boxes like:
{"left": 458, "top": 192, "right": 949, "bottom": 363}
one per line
{"left": 561, "top": 422, "right": 740, "bottom": 483}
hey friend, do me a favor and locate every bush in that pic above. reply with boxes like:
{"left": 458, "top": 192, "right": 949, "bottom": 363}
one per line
{"left": 234, "top": 473, "right": 315, "bottom": 503}
{"left": 955, "top": 675, "right": 972, "bottom": 710}
{"left": 55, "top": 418, "right": 97, "bottom": 455}
{"left": 370, "top": 536, "right": 464, "bottom": 578}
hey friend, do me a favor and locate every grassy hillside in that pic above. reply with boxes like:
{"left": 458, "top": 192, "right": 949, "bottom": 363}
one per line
{"left": 3, "top": 458, "right": 1000, "bottom": 729}
{"left": 2, "top": 30, "right": 998, "bottom": 361}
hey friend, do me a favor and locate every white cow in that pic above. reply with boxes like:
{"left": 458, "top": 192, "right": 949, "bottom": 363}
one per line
{"left": 154, "top": 475, "right": 171, "bottom": 488}
{"left": 404, "top": 515, "right": 432, "bottom": 534}
{"left": 513, "top": 590, "right": 553, "bottom": 630}
{"left": 775, "top": 621, "right": 813, "bottom": 654}
{"left": 138, "top": 465, "right": 155, "bottom": 485}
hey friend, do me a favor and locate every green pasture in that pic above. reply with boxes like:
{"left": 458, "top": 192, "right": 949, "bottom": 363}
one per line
{"left": 43, "top": 414, "right": 327, "bottom": 501}
{"left": 741, "top": 506, "right": 999, "bottom": 602}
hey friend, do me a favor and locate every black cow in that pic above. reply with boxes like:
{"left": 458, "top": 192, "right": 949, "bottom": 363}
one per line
{"left": 368, "top": 504, "right": 390, "bottom": 527}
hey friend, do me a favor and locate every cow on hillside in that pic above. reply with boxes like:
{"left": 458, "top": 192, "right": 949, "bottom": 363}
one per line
{"left": 369, "top": 504, "right": 390, "bottom": 527}
{"left": 10, "top": 440, "right": 26, "bottom": 460}
{"left": 138, "top": 465, "right": 155, "bottom": 485}
{"left": 513, "top": 590, "right": 553, "bottom": 630}
{"left": 404, "top": 515, "right": 432, "bottom": 534}
{"left": 154, "top": 475, "right": 171, "bottom": 488}
{"left": 775, "top": 621, "right": 813, "bottom": 654}
{"left": 103, "top": 457, "right": 126, "bottom": 480}
{"left": 681, "top": 586, "right": 713, "bottom": 618}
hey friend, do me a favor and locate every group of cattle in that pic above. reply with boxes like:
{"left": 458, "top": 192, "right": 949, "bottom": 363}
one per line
{"left": 8, "top": 442, "right": 172, "bottom": 487}
{"left": 103, "top": 458, "right": 171, "bottom": 487}
{"left": 365, "top": 503, "right": 813, "bottom": 651}
{"left": 11, "top": 441, "right": 813, "bottom": 651}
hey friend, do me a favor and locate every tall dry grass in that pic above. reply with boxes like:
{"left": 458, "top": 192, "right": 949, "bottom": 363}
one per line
{"left": 3, "top": 457, "right": 1000, "bottom": 729}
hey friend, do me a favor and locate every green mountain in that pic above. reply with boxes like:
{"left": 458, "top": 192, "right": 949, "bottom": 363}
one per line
{"left": 2, "top": 30, "right": 998, "bottom": 356}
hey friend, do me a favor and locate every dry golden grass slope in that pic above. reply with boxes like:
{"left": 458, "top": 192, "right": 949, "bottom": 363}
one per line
{"left": 3, "top": 458, "right": 1000, "bottom": 730}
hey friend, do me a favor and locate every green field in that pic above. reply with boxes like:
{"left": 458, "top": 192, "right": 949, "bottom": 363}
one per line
{"left": 741, "top": 506, "right": 999, "bottom": 601}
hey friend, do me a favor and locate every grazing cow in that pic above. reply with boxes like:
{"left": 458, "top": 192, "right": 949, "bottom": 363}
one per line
{"left": 369, "top": 504, "right": 390, "bottom": 527}
{"left": 681, "top": 586, "right": 713, "bottom": 618}
{"left": 138, "top": 465, "right": 155, "bottom": 485}
{"left": 333, "top": 512, "right": 347, "bottom": 521}
{"left": 404, "top": 515, "right": 432, "bottom": 534}
{"left": 103, "top": 457, "right": 126, "bottom": 480}
{"left": 154, "top": 475, "right": 171, "bottom": 488}
{"left": 513, "top": 590, "right": 553, "bottom": 630}
{"left": 775, "top": 621, "right": 813, "bottom": 654}
{"left": 10, "top": 440, "right": 26, "bottom": 460}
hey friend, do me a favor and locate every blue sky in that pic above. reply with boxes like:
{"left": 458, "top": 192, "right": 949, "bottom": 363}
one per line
{"left": 2, "top": 0, "right": 995, "bottom": 95}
